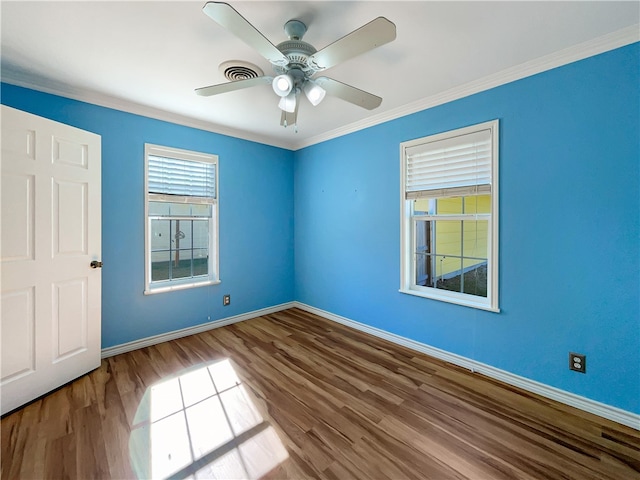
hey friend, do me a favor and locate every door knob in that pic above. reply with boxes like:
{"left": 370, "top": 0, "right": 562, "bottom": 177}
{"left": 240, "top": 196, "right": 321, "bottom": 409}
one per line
{"left": 90, "top": 260, "right": 103, "bottom": 269}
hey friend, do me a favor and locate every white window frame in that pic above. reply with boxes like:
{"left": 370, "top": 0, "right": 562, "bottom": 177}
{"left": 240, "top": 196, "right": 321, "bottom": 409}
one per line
{"left": 144, "top": 144, "right": 220, "bottom": 294}
{"left": 399, "top": 120, "right": 499, "bottom": 312}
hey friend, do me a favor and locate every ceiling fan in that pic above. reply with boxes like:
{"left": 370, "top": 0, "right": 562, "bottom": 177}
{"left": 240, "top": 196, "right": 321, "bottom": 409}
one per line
{"left": 196, "top": 2, "right": 396, "bottom": 129}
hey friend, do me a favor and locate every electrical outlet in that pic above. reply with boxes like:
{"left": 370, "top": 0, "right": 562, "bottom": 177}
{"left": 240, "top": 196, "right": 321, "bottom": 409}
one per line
{"left": 569, "top": 352, "right": 586, "bottom": 373}
{"left": 223, "top": 294, "right": 231, "bottom": 306}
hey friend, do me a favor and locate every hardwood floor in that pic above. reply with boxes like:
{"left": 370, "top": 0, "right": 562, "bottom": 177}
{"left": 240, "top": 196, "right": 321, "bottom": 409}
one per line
{"left": 2, "top": 308, "right": 639, "bottom": 479}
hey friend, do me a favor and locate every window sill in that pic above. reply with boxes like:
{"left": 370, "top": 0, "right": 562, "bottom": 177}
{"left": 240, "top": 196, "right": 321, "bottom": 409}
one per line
{"left": 145, "top": 279, "right": 221, "bottom": 295}
{"left": 398, "top": 288, "right": 500, "bottom": 313}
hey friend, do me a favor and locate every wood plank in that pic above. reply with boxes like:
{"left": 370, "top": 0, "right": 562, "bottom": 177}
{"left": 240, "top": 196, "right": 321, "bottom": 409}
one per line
{"left": 2, "top": 308, "right": 638, "bottom": 479}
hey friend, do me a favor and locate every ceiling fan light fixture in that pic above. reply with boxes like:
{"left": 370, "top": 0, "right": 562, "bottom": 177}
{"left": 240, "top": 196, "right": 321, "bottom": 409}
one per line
{"left": 278, "top": 90, "right": 297, "bottom": 113}
{"left": 303, "top": 80, "right": 326, "bottom": 106}
{"left": 272, "top": 74, "right": 293, "bottom": 97}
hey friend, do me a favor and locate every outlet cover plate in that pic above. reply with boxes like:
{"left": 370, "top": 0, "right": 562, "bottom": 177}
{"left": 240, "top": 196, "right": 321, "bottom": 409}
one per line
{"left": 569, "top": 352, "right": 586, "bottom": 373}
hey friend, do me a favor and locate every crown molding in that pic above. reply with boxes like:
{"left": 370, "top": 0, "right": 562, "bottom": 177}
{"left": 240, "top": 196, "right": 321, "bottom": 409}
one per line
{"left": 2, "top": 25, "right": 637, "bottom": 152}
{"left": 0, "top": 68, "right": 296, "bottom": 151}
{"left": 293, "top": 24, "right": 640, "bottom": 150}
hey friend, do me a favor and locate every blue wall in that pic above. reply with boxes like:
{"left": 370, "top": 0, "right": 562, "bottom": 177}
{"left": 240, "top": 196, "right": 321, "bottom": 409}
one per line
{"left": 294, "top": 43, "right": 640, "bottom": 414}
{"left": 2, "top": 42, "right": 638, "bottom": 415}
{"left": 1, "top": 84, "right": 295, "bottom": 348}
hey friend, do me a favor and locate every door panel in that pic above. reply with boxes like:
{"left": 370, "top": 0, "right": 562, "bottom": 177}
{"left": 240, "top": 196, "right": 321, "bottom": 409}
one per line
{"left": 53, "top": 179, "right": 88, "bottom": 255}
{"left": 2, "top": 125, "right": 36, "bottom": 160}
{"left": 53, "top": 135, "right": 88, "bottom": 169}
{"left": 1, "top": 105, "right": 101, "bottom": 415}
{"left": 53, "top": 278, "right": 88, "bottom": 360}
{"left": 1, "top": 173, "right": 35, "bottom": 261}
{"left": 0, "top": 288, "right": 35, "bottom": 382}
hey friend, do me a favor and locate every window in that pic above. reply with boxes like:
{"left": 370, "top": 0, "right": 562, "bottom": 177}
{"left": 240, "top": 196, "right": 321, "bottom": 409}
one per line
{"left": 144, "top": 144, "right": 219, "bottom": 294}
{"left": 400, "top": 120, "right": 499, "bottom": 311}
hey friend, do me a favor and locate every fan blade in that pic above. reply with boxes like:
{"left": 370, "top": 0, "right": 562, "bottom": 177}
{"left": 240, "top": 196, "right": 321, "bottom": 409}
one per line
{"left": 195, "top": 76, "right": 273, "bottom": 96}
{"left": 202, "top": 2, "right": 288, "bottom": 66}
{"left": 308, "top": 17, "right": 396, "bottom": 71}
{"left": 314, "top": 77, "right": 382, "bottom": 110}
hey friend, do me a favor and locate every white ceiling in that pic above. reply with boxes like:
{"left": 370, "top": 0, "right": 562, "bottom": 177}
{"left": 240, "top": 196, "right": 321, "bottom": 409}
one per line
{"left": 2, "top": 1, "right": 638, "bottom": 150}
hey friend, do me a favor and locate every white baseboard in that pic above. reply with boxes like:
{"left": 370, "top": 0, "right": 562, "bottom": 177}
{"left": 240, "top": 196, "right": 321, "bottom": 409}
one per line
{"left": 293, "top": 302, "right": 640, "bottom": 431}
{"left": 100, "top": 302, "right": 295, "bottom": 359}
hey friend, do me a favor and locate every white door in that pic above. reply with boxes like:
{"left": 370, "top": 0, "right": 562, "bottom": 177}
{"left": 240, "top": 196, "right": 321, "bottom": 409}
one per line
{"left": 1, "top": 105, "right": 102, "bottom": 415}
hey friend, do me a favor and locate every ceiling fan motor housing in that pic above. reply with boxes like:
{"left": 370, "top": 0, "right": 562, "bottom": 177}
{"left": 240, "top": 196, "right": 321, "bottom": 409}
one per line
{"left": 273, "top": 39, "right": 318, "bottom": 78}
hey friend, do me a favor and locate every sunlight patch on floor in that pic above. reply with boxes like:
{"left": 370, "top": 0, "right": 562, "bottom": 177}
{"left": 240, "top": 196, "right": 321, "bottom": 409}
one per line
{"left": 129, "top": 359, "right": 289, "bottom": 479}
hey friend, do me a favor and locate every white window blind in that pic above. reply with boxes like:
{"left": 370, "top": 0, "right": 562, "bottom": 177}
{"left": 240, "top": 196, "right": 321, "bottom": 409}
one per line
{"left": 405, "top": 128, "right": 492, "bottom": 199}
{"left": 148, "top": 155, "right": 216, "bottom": 201}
